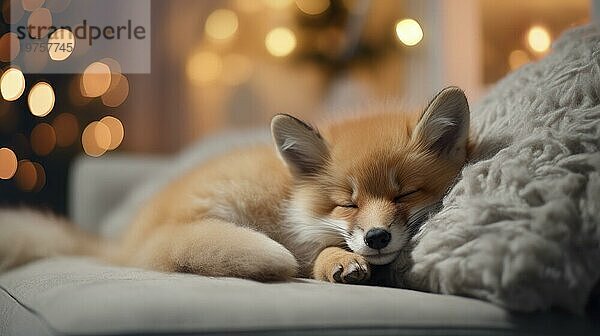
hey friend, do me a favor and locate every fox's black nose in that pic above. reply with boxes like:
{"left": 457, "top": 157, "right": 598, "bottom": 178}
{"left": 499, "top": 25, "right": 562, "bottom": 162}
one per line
{"left": 364, "top": 228, "right": 391, "bottom": 250}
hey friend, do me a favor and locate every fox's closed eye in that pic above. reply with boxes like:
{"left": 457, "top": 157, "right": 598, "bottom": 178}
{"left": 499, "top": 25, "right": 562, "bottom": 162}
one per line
{"left": 337, "top": 203, "right": 358, "bottom": 208}
{"left": 394, "top": 189, "right": 420, "bottom": 203}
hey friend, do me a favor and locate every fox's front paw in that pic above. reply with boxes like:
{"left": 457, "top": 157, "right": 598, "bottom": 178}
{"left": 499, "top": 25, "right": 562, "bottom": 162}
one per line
{"left": 330, "top": 256, "right": 370, "bottom": 284}
{"left": 313, "top": 247, "right": 370, "bottom": 284}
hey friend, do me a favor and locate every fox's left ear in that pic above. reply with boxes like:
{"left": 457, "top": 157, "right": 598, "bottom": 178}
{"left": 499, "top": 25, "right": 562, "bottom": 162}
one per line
{"left": 412, "top": 86, "right": 470, "bottom": 162}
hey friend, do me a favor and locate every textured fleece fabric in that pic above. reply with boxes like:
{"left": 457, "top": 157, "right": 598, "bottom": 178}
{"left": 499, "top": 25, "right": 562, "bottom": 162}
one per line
{"left": 392, "top": 24, "right": 600, "bottom": 313}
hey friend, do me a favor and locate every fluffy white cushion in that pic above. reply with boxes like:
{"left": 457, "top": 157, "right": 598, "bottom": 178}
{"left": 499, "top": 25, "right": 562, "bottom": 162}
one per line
{"left": 393, "top": 24, "right": 600, "bottom": 313}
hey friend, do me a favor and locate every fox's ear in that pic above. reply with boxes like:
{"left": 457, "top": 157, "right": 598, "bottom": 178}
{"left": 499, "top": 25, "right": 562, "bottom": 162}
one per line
{"left": 271, "top": 114, "right": 329, "bottom": 177}
{"left": 412, "top": 87, "right": 470, "bottom": 162}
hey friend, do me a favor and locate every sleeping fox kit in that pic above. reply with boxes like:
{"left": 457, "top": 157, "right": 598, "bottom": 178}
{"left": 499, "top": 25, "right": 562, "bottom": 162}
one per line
{"left": 0, "top": 87, "right": 470, "bottom": 284}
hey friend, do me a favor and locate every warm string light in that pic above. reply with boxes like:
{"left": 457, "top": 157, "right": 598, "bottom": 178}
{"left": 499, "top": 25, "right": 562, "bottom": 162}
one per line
{"left": 509, "top": 50, "right": 530, "bottom": 70}
{"left": 48, "top": 28, "right": 75, "bottom": 61}
{"left": 82, "top": 61, "right": 112, "bottom": 97}
{"left": 14, "top": 160, "right": 45, "bottom": 192}
{"left": 1, "top": 68, "right": 26, "bottom": 101}
{"left": 28, "top": 82, "right": 55, "bottom": 117}
{"left": 205, "top": 9, "right": 239, "bottom": 41}
{"left": 15, "top": 160, "right": 38, "bottom": 191}
{"left": 30, "top": 123, "right": 57, "bottom": 156}
{"left": 194, "top": 3, "right": 430, "bottom": 83}
{"left": 0, "top": 148, "right": 18, "bottom": 180}
{"left": 395, "top": 18, "right": 423, "bottom": 47}
{"left": 527, "top": 25, "right": 551, "bottom": 53}
{"left": 81, "top": 116, "right": 124, "bottom": 157}
{"left": 100, "top": 116, "right": 124, "bottom": 150}
{"left": 69, "top": 59, "right": 129, "bottom": 106}
{"left": 505, "top": 25, "right": 550, "bottom": 72}
{"left": 82, "top": 121, "right": 110, "bottom": 157}
{"left": 265, "top": 27, "right": 297, "bottom": 57}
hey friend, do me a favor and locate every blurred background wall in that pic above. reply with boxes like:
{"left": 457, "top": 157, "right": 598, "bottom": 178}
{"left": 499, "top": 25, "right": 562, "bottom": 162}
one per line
{"left": 0, "top": 0, "right": 592, "bottom": 214}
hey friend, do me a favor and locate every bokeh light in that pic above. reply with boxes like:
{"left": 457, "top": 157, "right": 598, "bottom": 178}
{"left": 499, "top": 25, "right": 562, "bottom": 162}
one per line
{"left": 82, "top": 61, "right": 112, "bottom": 97}
{"left": 48, "top": 28, "right": 75, "bottom": 61}
{"left": 28, "top": 82, "right": 55, "bottom": 117}
{"left": 527, "top": 25, "right": 551, "bottom": 53}
{"left": 395, "top": 18, "right": 423, "bottom": 47}
{"left": 52, "top": 113, "right": 79, "bottom": 147}
{"left": 82, "top": 121, "right": 111, "bottom": 157}
{"left": 93, "top": 121, "right": 111, "bottom": 150}
{"left": 296, "top": 0, "right": 330, "bottom": 15}
{"left": 27, "top": 7, "right": 53, "bottom": 39}
{"left": 101, "top": 74, "right": 129, "bottom": 107}
{"left": 15, "top": 160, "right": 37, "bottom": 191}
{"left": 30, "top": 123, "right": 56, "bottom": 156}
{"left": 187, "top": 51, "right": 223, "bottom": 84}
{"left": 509, "top": 49, "right": 530, "bottom": 70}
{"left": 0, "top": 32, "right": 20, "bottom": 62}
{"left": 14, "top": 160, "right": 45, "bottom": 192}
{"left": 221, "top": 54, "right": 253, "bottom": 86}
{"left": 0, "top": 148, "right": 18, "bottom": 180}
{"left": 100, "top": 116, "right": 124, "bottom": 150}
{"left": 1, "top": 68, "right": 26, "bottom": 101}
{"left": 265, "top": 27, "right": 297, "bottom": 57}
{"left": 205, "top": 9, "right": 239, "bottom": 40}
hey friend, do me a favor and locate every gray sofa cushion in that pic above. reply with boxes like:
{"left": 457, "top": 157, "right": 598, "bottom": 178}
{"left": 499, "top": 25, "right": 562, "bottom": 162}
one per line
{"left": 1, "top": 257, "right": 598, "bottom": 336}
{"left": 69, "top": 155, "right": 167, "bottom": 234}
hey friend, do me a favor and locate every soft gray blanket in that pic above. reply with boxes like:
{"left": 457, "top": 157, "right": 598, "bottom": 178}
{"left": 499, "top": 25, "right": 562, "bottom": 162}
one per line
{"left": 394, "top": 24, "right": 600, "bottom": 313}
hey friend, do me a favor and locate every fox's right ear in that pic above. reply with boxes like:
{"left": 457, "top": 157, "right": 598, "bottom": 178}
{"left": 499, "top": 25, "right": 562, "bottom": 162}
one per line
{"left": 271, "top": 114, "right": 329, "bottom": 177}
{"left": 412, "top": 87, "right": 470, "bottom": 163}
